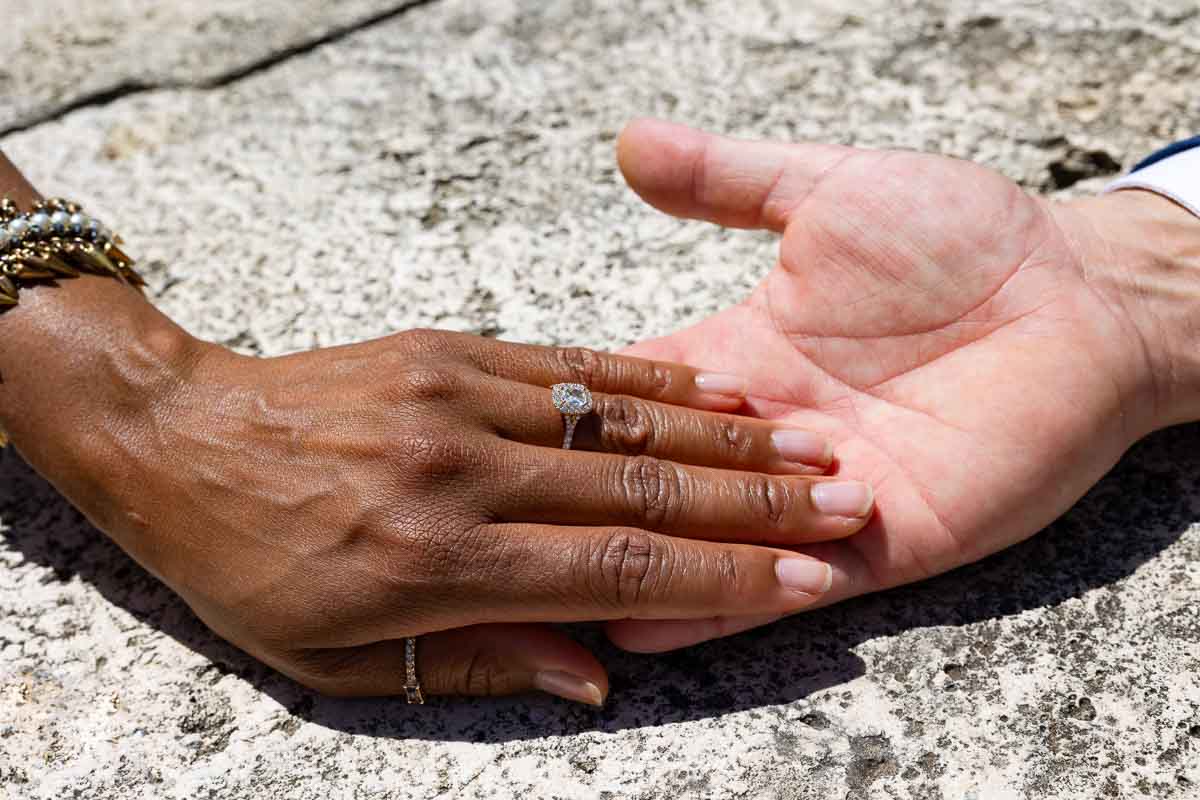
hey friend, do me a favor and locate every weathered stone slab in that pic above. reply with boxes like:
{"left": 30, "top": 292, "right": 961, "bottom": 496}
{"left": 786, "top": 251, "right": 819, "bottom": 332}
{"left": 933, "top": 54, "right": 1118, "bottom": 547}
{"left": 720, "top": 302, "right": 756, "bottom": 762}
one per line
{"left": 0, "top": 0, "right": 427, "bottom": 133}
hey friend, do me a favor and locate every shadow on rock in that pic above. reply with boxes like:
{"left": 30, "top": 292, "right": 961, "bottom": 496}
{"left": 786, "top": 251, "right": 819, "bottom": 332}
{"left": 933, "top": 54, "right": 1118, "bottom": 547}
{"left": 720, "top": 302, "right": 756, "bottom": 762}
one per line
{"left": 2, "top": 422, "right": 1197, "bottom": 743}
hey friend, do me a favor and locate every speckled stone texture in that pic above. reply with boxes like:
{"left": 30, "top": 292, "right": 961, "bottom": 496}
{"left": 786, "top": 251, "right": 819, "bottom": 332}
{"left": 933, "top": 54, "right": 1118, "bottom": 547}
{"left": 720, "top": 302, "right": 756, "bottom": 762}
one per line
{"left": 0, "top": 1, "right": 435, "bottom": 136}
{"left": 2, "top": 1, "right": 1199, "bottom": 798}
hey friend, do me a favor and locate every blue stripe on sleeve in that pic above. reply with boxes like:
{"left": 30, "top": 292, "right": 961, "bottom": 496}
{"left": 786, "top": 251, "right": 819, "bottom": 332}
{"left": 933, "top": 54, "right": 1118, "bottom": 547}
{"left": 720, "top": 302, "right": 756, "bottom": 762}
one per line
{"left": 1133, "top": 135, "right": 1200, "bottom": 172}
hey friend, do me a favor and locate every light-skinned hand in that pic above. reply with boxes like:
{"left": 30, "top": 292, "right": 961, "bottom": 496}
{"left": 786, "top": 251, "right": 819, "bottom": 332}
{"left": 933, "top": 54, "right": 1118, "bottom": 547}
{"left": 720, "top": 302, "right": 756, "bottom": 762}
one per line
{"left": 611, "top": 119, "right": 1200, "bottom": 651}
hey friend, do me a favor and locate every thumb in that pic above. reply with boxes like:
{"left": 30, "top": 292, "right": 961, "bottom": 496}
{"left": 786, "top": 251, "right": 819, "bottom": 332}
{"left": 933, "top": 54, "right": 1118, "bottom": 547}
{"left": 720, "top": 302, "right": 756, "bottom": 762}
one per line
{"left": 292, "top": 623, "right": 609, "bottom": 706}
{"left": 616, "top": 118, "right": 853, "bottom": 233}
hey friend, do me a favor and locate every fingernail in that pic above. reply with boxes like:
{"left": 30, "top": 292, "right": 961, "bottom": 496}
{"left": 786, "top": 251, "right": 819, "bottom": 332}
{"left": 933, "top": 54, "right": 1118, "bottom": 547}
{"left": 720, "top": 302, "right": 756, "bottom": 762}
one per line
{"left": 775, "top": 558, "right": 833, "bottom": 594}
{"left": 533, "top": 670, "right": 605, "bottom": 707}
{"left": 695, "top": 372, "right": 747, "bottom": 396}
{"left": 771, "top": 429, "right": 833, "bottom": 465}
{"left": 811, "top": 481, "right": 874, "bottom": 518}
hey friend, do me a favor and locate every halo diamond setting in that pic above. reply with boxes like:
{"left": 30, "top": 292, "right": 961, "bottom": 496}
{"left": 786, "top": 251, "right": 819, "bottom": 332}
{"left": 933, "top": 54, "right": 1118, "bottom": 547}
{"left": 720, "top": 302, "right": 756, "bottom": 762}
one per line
{"left": 552, "top": 383, "right": 594, "bottom": 416}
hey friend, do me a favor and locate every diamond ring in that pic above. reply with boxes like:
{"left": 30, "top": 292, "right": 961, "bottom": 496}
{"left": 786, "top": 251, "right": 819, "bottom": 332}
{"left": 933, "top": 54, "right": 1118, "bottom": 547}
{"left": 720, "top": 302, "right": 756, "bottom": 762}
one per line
{"left": 551, "top": 383, "right": 594, "bottom": 450}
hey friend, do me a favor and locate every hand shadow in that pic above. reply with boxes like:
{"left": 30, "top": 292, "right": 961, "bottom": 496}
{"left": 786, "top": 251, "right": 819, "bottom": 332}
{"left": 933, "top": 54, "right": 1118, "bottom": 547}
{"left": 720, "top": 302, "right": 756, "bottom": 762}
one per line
{"left": 2, "top": 423, "right": 1196, "bottom": 744}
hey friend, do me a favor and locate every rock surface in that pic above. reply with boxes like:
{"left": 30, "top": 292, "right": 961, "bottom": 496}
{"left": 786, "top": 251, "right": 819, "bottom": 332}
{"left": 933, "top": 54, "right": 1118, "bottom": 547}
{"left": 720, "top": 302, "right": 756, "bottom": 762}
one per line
{"left": 0, "top": 0, "right": 431, "bottom": 136}
{"left": 2, "top": 1, "right": 1199, "bottom": 798}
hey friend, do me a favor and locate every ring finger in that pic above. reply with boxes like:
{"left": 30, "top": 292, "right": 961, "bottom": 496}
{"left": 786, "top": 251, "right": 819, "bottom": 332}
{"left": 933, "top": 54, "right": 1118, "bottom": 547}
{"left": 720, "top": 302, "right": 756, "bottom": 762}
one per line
{"left": 481, "top": 377, "right": 835, "bottom": 474}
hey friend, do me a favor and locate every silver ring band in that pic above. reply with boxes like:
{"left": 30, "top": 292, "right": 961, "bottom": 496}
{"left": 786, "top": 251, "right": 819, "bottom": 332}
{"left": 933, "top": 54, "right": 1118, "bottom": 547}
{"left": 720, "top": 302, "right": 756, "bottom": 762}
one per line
{"left": 551, "top": 383, "right": 594, "bottom": 450}
{"left": 404, "top": 636, "right": 424, "bottom": 704}
{"left": 561, "top": 415, "right": 580, "bottom": 449}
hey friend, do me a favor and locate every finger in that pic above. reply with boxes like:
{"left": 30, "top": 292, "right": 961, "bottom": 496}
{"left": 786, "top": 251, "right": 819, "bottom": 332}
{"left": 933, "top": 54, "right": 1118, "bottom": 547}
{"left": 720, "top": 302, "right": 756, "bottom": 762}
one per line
{"left": 428, "top": 330, "right": 751, "bottom": 411}
{"left": 441, "top": 523, "right": 839, "bottom": 624}
{"left": 495, "top": 442, "right": 872, "bottom": 544}
{"left": 604, "top": 538, "right": 877, "bottom": 652}
{"left": 291, "top": 624, "right": 609, "bottom": 705}
{"left": 483, "top": 378, "right": 833, "bottom": 473}
{"left": 617, "top": 117, "right": 854, "bottom": 232}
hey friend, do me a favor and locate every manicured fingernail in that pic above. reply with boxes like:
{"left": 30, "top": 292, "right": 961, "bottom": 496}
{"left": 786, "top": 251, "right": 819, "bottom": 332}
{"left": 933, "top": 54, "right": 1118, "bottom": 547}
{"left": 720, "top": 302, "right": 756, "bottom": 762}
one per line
{"left": 534, "top": 671, "right": 605, "bottom": 707}
{"left": 771, "top": 429, "right": 833, "bottom": 465}
{"left": 695, "top": 372, "right": 747, "bottom": 396}
{"left": 775, "top": 558, "right": 833, "bottom": 594}
{"left": 811, "top": 481, "right": 874, "bottom": 518}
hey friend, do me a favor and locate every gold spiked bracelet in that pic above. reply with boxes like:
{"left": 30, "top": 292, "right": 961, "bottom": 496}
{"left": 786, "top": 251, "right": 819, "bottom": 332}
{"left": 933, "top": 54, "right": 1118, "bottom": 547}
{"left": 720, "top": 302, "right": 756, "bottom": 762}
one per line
{"left": 0, "top": 196, "right": 144, "bottom": 305}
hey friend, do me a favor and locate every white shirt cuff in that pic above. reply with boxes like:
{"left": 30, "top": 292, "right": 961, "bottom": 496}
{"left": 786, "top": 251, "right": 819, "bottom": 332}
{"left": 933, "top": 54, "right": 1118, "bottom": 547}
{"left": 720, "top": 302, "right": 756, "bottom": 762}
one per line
{"left": 1104, "top": 146, "right": 1200, "bottom": 218}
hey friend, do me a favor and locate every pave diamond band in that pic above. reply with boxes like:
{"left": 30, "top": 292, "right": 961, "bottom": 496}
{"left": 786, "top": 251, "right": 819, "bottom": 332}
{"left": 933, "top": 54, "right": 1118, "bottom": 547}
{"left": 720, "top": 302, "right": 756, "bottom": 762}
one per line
{"left": 552, "top": 383, "right": 593, "bottom": 450}
{"left": 404, "top": 636, "right": 424, "bottom": 704}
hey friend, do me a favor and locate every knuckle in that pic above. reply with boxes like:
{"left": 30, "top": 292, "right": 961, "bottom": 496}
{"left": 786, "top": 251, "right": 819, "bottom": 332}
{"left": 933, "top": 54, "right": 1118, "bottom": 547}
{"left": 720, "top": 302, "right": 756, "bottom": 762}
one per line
{"left": 455, "top": 648, "right": 515, "bottom": 697}
{"left": 715, "top": 417, "right": 755, "bottom": 461}
{"left": 414, "top": 645, "right": 516, "bottom": 698}
{"left": 713, "top": 547, "right": 741, "bottom": 591}
{"left": 617, "top": 456, "right": 687, "bottom": 530}
{"left": 594, "top": 395, "right": 659, "bottom": 456}
{"left": 645, "top": 362, "right": 674, "bottom": 398}
{"left": 745, "top": 474, "right": 793, "bottom": 527}
{"left": 394, "top": 360, "right": 469, "bottom": 405}
{"left": 554, "top": 346, "right": 607, "bottom": 386}
{"left": 592, "top": 528, "right": 670, "bottom": 609}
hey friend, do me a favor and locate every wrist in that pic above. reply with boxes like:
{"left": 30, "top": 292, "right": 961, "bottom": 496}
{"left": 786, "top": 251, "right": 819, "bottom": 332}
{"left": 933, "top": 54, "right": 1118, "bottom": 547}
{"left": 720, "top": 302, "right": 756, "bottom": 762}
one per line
{"left": 1062, "top": 189, "right": 1200, "bottom": 430}
{"left": 0, "top": 276, "right": 214, "bottom": 539}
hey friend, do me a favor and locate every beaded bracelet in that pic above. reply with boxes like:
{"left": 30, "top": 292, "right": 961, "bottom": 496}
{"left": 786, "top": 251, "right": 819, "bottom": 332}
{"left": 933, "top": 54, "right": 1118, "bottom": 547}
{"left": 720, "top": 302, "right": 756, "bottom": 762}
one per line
{"left": 0, "top": 196, "right": 144, "bottom": 306}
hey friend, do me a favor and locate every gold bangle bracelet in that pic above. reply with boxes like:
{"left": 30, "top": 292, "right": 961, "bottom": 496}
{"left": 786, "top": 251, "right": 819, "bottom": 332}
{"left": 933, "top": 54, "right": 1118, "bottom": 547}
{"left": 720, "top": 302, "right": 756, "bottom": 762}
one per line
{"left": 0, "top": 196, "right": 145, "bottom": 307}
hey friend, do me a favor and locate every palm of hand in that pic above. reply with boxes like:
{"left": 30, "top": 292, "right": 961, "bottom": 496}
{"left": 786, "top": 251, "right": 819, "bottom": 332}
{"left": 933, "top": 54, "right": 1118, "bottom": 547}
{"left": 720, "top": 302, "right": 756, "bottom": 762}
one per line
{"left": 623, "top": 127, "right": 1150, "bottom": 610}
